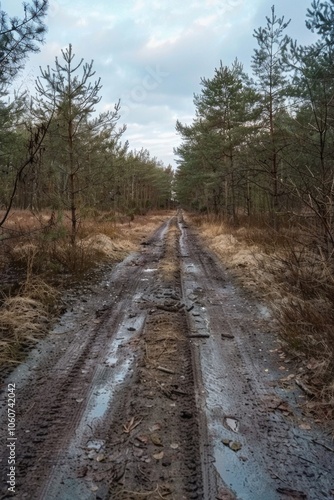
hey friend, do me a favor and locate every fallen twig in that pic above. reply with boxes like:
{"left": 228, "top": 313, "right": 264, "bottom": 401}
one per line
{"left": 123, "top": 417, "right": 142, "bottom": 434}
{"left": 155, "top": 380, "right": 173, "bottom": 399}
{"left": 172, "top": 389, "right": 188, "bottom": 396}
{"left": 156, "top": 365, "right": 175, "bottom": 374}
{"left": 221, "top": 333, "right": 235, "bottom": 339}
{"left": 276, "top": 487, "right": 306, "bottom": 499}
{"left": 312, "top": 439, "right": 334, "bottom": 453}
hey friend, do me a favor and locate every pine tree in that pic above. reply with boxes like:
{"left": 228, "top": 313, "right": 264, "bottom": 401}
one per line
{"left": 285, "top": 2, "right": 334, "bottom": 254}
{"left": 175, "top": 61, "right": 257, "bottom": 220}
{"left": 34, "top": 44, "right": 125, "bottom": 243}
{"left": 251, "top": 5, "right": 291, "bottom": 228}
{"left": 0, "top": 0, "right": 48, "bottom": 88}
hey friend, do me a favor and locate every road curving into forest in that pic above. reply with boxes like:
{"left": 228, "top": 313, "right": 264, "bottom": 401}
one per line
{"left": 0, "top": 212, "right": 333, "bottom": 499}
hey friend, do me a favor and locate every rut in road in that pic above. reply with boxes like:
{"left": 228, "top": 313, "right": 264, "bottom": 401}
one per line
{"left": 0, "top": 214, "right": 333, "bottom": 500}
{"left": 0, "top": 216, "right": 212, "bottom": 500}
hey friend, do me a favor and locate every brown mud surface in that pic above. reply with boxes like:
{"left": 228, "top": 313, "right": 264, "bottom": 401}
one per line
{"left": 0, "top": 213, "right": 333, "bottom": 499}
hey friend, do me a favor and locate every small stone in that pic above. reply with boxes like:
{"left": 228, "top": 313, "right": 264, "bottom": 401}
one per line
{"left": 229, "top": 441, "right": 242, "bottom": 452}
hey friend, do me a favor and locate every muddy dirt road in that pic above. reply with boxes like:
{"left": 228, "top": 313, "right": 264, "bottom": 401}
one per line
{"left": 0, "top": 214, "right": 333, "bottom": 500}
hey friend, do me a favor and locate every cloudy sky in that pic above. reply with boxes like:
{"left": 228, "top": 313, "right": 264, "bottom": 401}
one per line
{"left": 4, "top": 0, "right": 317, "bottom": 168}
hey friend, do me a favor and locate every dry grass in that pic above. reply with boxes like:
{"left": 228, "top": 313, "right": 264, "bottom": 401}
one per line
{"left": 3, "top": 210, "right": 170, "bottom": 276}
{"left": 81, "top": 234, "right": 136, "bottom": 263}
{"left": 0, "top": 210, "right": 172, "bottom": 366}
{"left": 190, "top": 213, "right": 334, "bottom": 416}
{"left": 0, "top": 277, "right": 59, "bottom": 364}
{"left": 194, "top": 219, "right": 273, "bottom": 296}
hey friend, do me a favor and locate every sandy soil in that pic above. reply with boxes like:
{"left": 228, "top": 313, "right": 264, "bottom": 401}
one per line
{"left": 0, "top": 212, "right": 333, "bottom": 499}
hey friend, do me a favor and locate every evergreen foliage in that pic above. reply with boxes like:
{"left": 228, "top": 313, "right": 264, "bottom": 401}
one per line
{"left": 174, "top": 1, "right": 334, "bottom": 256}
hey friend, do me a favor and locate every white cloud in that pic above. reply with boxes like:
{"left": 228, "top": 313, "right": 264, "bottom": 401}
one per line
{"left": 1, "top": 0, "right": 316, "bottom": 168}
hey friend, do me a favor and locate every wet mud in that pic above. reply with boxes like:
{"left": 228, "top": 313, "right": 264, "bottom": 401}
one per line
{"left": 0, "top": 213, "right": 333, "bottom": 499}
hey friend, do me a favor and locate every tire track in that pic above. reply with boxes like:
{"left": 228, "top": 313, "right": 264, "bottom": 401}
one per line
{"left": 178, "top": 211, "right": 334, "bottom": 500}
{"left": 1, "top": 212, "right": 331, "bottom": 500}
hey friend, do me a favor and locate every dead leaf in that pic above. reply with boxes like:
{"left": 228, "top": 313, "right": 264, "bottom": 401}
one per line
{"left": 277, "top": 401, "right": 292, "bottom": 414}
{"left": 123, "top": 416, "right": 134, "bottom": 433}
{"left": 149, "top": 423, "right": 161, "bottom": 432}
{"left": 150, "top": 433, "right": 163, "bottom": 446}
{"left": 280, "top": 374, "right": 295, "bottom": 382}
{"left": 153, "top": 451, "right": 164, "bottom": 460}
{"left": 299, "top": 422, "right": 311, "bottom": 430}
{"left": 170, "top": 443, "right": 179, "bottom": 449}
{"left": 96, "top": 454, "right": 105, "bottom": 462}
{"left": 136, "top": 435, "right": 149, "bottom": 444}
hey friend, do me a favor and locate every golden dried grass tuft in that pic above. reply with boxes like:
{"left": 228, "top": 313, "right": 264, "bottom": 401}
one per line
{"left": 81, "top": 233, "right": 136, "bottom": 259}
{"left": 195, "top": 219, "right": 272, "bottom": 295}
{"left": 22, "top": 276, "right": 60, "bottom": 310}
{"left": 0, "top": 295, "right": 49, "bottom": 364}
{"left": 0, "top": 273, "right": 59, "bottom": 365}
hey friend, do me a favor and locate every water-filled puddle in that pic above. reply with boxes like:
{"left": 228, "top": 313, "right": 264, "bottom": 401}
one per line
{"left": 87, "top": 358, "right": 132, "bottom": 421}
{"left": 88, "top": 388, "right": 113, "bottom": 421}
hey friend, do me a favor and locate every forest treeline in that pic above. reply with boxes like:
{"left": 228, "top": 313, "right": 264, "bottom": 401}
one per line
{"left": 2, "top": 0, "right": 334, "bottom": 254}
{"left": 174, "top": 1, "right": 334, "bottom": 256}
{"left": 0, "top": 1, "right": 172, "bottom": 244}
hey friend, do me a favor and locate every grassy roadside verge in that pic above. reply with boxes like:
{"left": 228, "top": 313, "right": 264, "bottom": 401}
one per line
{"left": 0, "top": 210, "right": 172, "bottom": 368}
{"left": 189, "top": 214, "right": 334, "bottom": 420}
